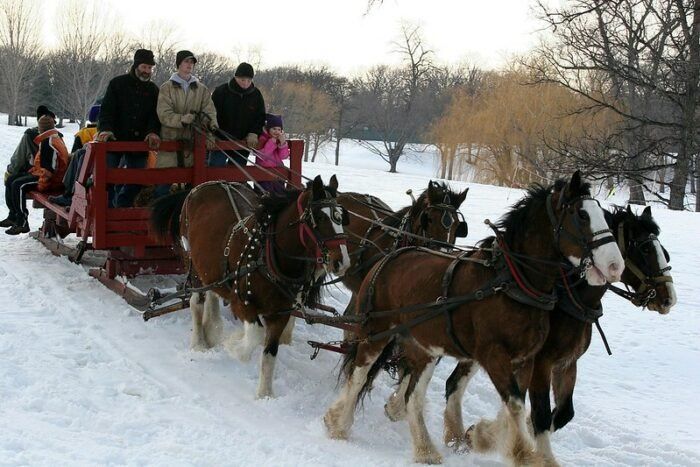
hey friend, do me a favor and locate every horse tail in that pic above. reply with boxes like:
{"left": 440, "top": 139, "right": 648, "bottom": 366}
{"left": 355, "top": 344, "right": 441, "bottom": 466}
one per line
{"left": 150, "top": 190, "right": 190, "bottom": 244}
{"left": 339, "top": 338, "right": 398, "bottom": 406}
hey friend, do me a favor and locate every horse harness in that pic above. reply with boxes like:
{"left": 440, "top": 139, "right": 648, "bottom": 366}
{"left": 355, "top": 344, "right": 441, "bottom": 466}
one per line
{"left": 221, "top": 188, "right": 348, "bottom": 308}
{"left": 357, "top": 189, "right": 611, "bottom": 358}
{"left": 608, "top": 223, "right": 673, "bottom": 307}
{"left": 349, "top": 196, "right": 464, "bottom": 276}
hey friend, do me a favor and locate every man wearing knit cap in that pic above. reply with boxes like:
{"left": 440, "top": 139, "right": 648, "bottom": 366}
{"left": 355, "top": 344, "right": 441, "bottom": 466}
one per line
{"left": 210, "top": 61, "right": 266, "bottom": 166}
{"left": 3, "top": 113, "right": 69, "bottom": 235}
{"left": 1, "top": 106, "right": 56, "bottom": 227}
{"left": 97, "top": 48, "right": 161, "bottom": 207}
{"left": 153, "top": 50, "right": 218, "bottom": 197}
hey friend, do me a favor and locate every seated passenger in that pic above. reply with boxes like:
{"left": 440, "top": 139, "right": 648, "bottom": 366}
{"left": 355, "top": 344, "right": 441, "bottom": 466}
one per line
{"left": 49, "top": 104, "right": 101, "bottom": 207}
{"left": 256, "top": 114, "right": 289, "bottom": 195}
{"left": 72, "top": 103, "right": 100, "bottom": 152}
{"left": 1, "top": 105, "right": 54, "bottom": 227}
{"left": 4, "top": 114, "right": 69, "bottom": 235}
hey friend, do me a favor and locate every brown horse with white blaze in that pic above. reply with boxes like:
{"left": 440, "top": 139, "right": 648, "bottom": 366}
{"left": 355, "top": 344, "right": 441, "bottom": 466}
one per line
{"left": 437, "top": 205, "right": 676, "bottom": 466}
{"left": 151, "top": 175, "right": 351, "bottom": 398}
{"left": 337, "top": 181, "right": 469, "bottom": 294}
{"left": 323, "top": 172, "right": 624, "bottom": 465}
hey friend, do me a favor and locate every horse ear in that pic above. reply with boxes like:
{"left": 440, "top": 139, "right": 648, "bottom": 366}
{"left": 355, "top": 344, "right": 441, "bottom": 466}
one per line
{"left": 427, "top": 180, "right": 438, "bottom": 200}
{"left": 329, "top": 174, "right": 339, "bottom": 191}
{"left": 569, "top": 170, "right": 582, "bottom": 191}
{"left": 455, "top": 187, "right": 469, "bottom": 207}
{"left": 642, "top": 206, "right": 652, "bottom": 219}
{"left": 312, "top": 175, "right": 324, "bottom": 200}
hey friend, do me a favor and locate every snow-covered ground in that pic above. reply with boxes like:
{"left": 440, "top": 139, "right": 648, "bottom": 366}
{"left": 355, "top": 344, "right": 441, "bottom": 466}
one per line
{"left": 0, "top": 119, "right": 698, "bottom": 466}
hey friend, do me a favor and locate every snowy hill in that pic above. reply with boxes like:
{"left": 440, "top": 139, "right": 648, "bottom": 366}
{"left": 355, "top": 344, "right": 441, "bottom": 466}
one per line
{"left": 0, "top": 120, "right": 698, "bottom": 466}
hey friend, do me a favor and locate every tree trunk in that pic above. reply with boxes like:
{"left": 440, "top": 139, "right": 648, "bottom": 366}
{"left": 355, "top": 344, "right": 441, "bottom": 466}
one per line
{"left": 334, "top": 135, "right": 341, "bottom": 166}
{"left": 303, "top": 136, "right": 310, "bottom": 162}
{"left": 389, "top": 148, "right": 400, "bottom": 173}
{"left": 670, "top": 0, "right": 700, "bottom": 210}
{"left": 439, "top": 147, "right": 447, "bottom": 179}
{"left": 447, "top": 146, "right": 456, "bottom": 180}
{"left": 311, "top": 135, "right": 320, "bottom": 162}
{"left": 690, "top": 156, "right": 696, "bottom": 195}
{"left": 695, "top": 153, "right": 700, "bottom": 212}
{"left": 334, "top": 108, "right": 343, "bottom": 166}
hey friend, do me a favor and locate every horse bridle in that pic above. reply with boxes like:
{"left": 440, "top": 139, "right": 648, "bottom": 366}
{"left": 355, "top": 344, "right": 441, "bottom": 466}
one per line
{"left": 296, "top": 191, "right": 348, "bottom": 266}
{"left": 610, "top": 222, "right": 673, "bottom": 307}
{"left": 546, "top": 191, "right": 616, "bottom": 276}
{"left": 419, "top": 202, "right": 468, "bottom": 241}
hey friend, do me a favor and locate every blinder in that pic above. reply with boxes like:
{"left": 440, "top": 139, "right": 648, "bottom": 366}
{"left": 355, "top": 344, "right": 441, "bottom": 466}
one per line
{"left": 547, "top": 192, "right": 616, "bottom": 272}
{"left": 296, "top": 192, "right": 348, "bottom": 266}
{"left": 455, "top": 220, "right": 468, "bottom": 238}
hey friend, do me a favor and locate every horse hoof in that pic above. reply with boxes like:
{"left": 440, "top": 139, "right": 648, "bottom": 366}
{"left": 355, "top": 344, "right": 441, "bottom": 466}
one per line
{"left": 384, "top": 399, "right": 407, "bottom": 422}
{"left": 464, "top": 425, "right": 477, "bottom": 451}
{"left": 414, "top": 449, "right": 443, "bottom": 465}
{"left": 190, "top": 339, "right": 209, "bottom": 352}
{"left": 255, "top": 390, "right": 274, "bottom": 400}
{"left": 445, "top": 436, "right": 469, "bottom": 454}
{"left": 323, "top": 410, "right": 348, "bottom": 440}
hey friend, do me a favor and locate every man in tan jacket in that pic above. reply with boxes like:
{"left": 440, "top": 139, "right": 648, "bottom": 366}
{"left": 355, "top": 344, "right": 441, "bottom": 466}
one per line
{"left": 156, "top": 50, "right": 217, "bottom": 172}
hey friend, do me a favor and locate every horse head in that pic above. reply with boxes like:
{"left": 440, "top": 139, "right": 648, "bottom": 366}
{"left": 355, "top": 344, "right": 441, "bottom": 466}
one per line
{"left": 612, "top": 205, "right": 676, "bottom": 314}
{"left": 550, "top": 171, "right": 624, "bottom": 286}
{"left": 298, "top": 174, "right": 351, "bottom": 277}
{"left": 414, "top": 181, "right": 469, "bottom": 248}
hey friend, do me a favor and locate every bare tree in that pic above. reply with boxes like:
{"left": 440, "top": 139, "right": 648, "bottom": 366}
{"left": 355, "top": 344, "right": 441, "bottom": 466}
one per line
{"left": 195, "top": 52, "right": 235, "bottom": 88}
{"left": 355, "top": 24, "right": 434, "bottom": 172}
{"left": 0, "top": 0, "right": 42, "bottom": 125}
{"left": 136, "top": 19, "right": 180, "bottom": 85}
{"left": 534, "top": 0, "right": 700, "bottom": 210}
{"left": 49, "top": 0, "right": 130, "bottom": 127}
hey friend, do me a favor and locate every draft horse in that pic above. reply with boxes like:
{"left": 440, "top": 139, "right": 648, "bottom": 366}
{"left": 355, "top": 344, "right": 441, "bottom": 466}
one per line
{"left": 337, "top": 181, "right": 469, "bottom": 294}
{"left": 151, "top": 175, "right": 351, "bottom": 398}
{"left": 323, "top": 172, "right": 624, "bottom": 465}
{"left": 434, "top": 205, "right": 677, "bottom": 466}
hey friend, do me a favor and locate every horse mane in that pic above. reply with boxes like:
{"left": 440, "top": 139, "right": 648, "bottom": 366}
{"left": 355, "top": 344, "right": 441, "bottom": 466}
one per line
{"left": 254, "top": 187, "right": 303, "bottom": 225}
{"left": 496, "top": 179, "right": 591, "bottom": 246}
{"left": 382, "top": 181, "right": 464, "bottom": 228}
{"left": 606, "top": 206, "right": 660, "bottom": 236}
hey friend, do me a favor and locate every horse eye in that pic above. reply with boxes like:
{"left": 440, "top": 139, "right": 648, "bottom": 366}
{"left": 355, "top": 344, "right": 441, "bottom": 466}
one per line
{"left": 577, "top": 209, "right": 589, "bottom": 221}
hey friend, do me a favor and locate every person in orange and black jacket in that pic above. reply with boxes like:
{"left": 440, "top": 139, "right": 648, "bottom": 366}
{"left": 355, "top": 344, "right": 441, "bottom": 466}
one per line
{"left": 1, "top": 105, "right": 55, "bottom": 228}
{"left": 48, "top": 103, "right": 102, "bottom": 207}
{"left": 4, "top": 113, "right": 69, "bottom": 235}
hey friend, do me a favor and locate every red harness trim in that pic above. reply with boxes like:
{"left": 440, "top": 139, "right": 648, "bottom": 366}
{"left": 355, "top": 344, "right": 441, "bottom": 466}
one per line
{"left": 498, "top": 238, "right": 544, "bottom": 299}
{"left": 295, "top": 191, "right": 347, "bottom": 262}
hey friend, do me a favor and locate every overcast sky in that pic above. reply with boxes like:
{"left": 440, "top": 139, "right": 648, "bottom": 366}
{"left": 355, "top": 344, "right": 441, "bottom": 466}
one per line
{"left": 42, "top": 0, "right": 543, "bottom": 76}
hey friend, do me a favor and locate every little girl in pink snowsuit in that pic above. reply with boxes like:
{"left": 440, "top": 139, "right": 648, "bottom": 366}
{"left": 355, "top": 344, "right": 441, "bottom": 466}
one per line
{"left": 256, "top": 114, "right": 290, "bottom": 194}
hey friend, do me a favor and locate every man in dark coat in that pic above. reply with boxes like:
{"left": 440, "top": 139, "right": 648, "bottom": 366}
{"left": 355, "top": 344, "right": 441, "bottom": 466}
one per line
{"left": 97, "top": 48, "right": 161, "bottom": 207}
{"left": 210, "top": 62, "right": 265, "bottom": 166}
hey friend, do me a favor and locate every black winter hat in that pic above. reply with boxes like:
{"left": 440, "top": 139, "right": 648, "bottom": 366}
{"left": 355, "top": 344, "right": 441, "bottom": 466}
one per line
{"left": 36, "top": 105, "right": 56, "bottom": 120}
{"left": 133, "top": 48, "right": 156, "bottom": 67}
{"left": 176, "top": 50, "right": 197, "bottom": 68}
{"left": 234, "top": 62, "right": 254, "bottom": 78}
